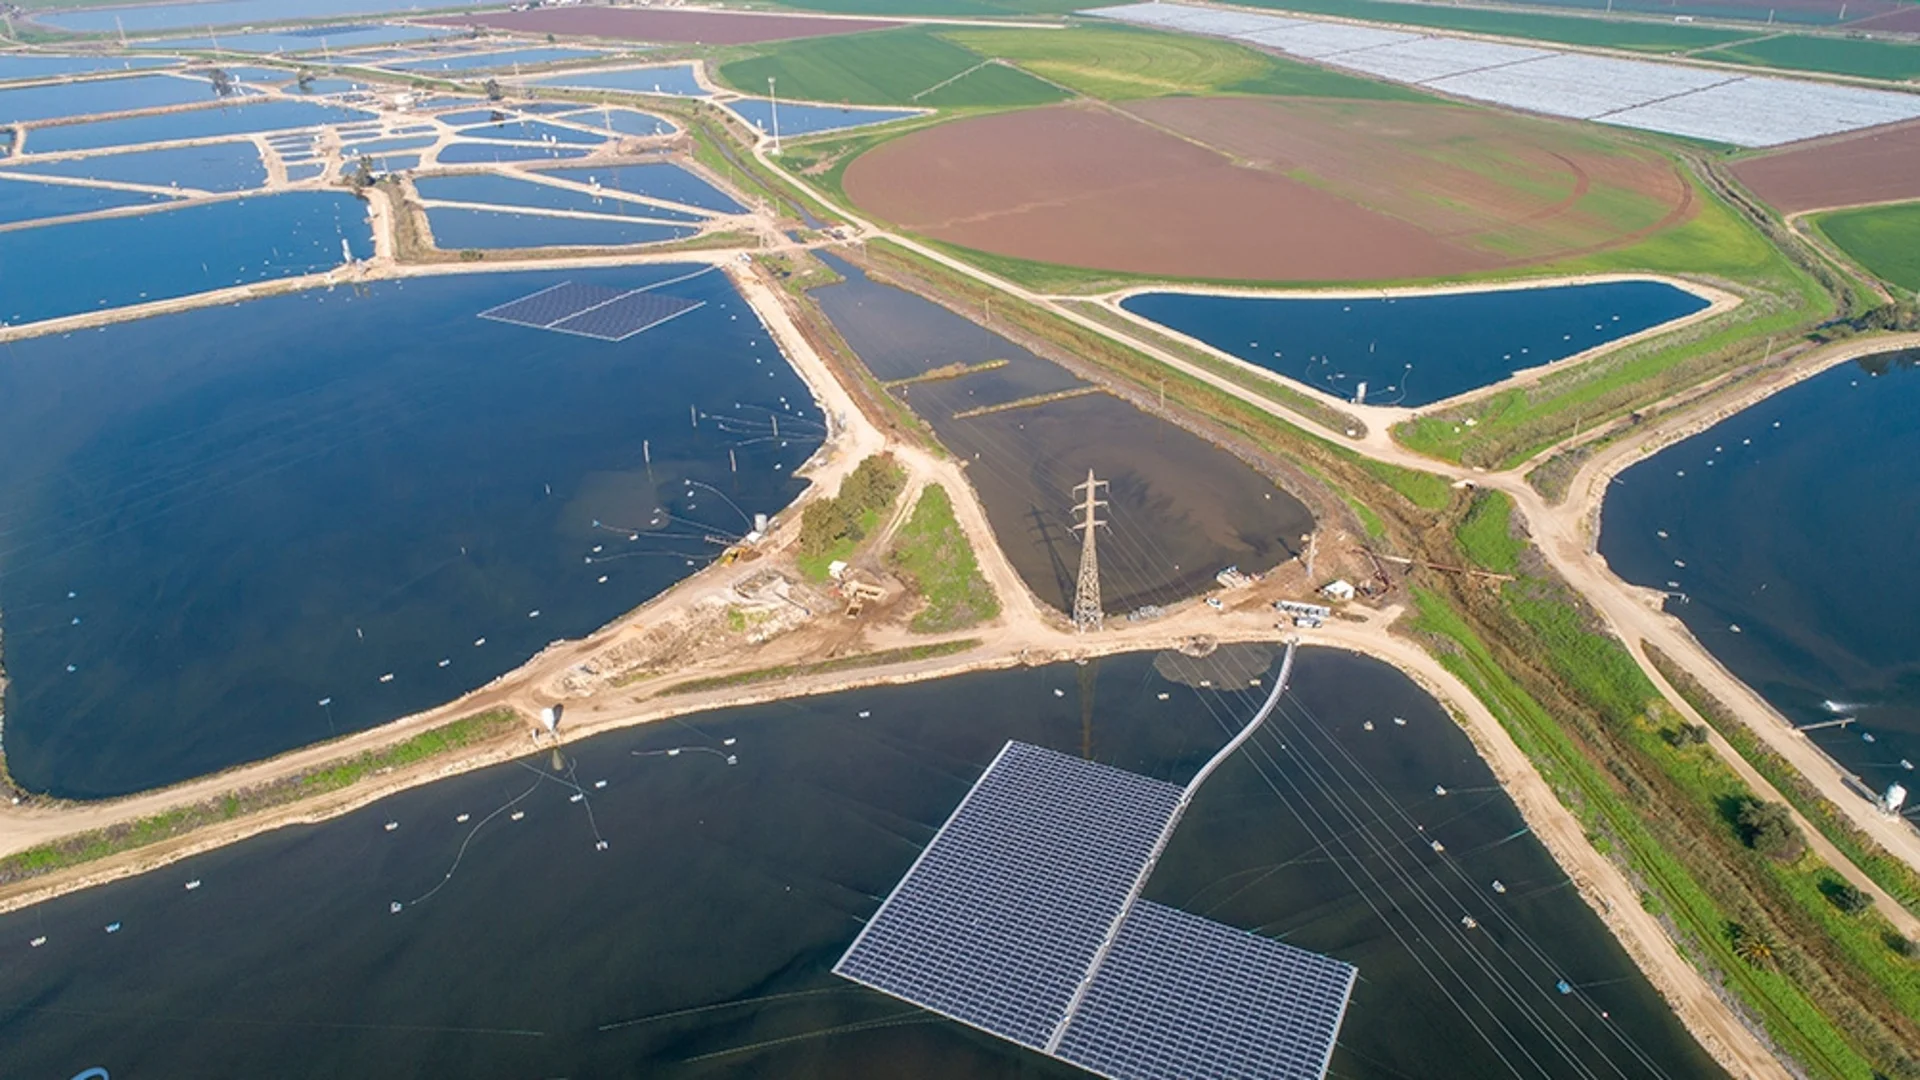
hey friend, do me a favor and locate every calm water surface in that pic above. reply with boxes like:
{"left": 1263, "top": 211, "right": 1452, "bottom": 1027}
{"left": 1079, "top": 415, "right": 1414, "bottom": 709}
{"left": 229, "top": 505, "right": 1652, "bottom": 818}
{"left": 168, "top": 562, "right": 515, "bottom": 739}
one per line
{"left": 425, "top": 205, "right": 695, "bottom": 249}
{"left": 5, "top": 141, "right": 266, "bottom": 191}
{"left": 1601, "top": 350, "right": 1920, "bottom": 796}
{"left": 541, "top": 162, "right": 746, "bottom": 215}
{"left": 0, "top": 265, "right": 820, "bottom": 797}
{"left": 437, "top": 141, "right": 590, "bottom": 165}
{"left": 0, "top": 648, "right": 1721, "bottom": 1079}
{"left": 812, "top": 253, "right": 1313, "bottom": 614}
{"left": 414, "top": 172, "right": 707, "bottom": 222}
{"left": 530, "top": 62, "right": 708, "bottom": 97}
{"left": 727, "top": 98, "right": 920, "bottom": 137}
{"left": 1121, "top": 282, "right": 1711, "bottom": 408}
{"left": 387, "top": 46, "right": 610, "bottom": 73}
{"left": 44, "top": 0, "right": 489, "bottom": 33}
{"left": 0, "top": 192, "right": 371, "bottom": 327}
{"left": 0, "top": 73, "right": 224, "bottom": 125}
{"left": 0, "top": 175, "right": 172, "bottom": 224}
{"left": 25, "top": 100, "right": 375, "bottom": 154}
{"left": 0, "top": 55, "right": 176, "bottom": 82}
{"left": 145, "top": 24, "right": 449, "bottom": 53}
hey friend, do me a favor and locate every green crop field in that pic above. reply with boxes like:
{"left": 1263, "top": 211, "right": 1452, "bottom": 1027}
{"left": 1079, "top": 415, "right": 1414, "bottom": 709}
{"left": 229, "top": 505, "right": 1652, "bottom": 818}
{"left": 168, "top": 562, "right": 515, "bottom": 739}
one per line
{"left": 1232, "top": 0, "right": 1750, "bottom": 50}
{"left": 716, "top": 26, "right": 1070, "bottom": 109}
{"left": 942, "top": 24, "right": 1427, "bottom": 100}
{"left": 1701, "top": 34, "right": 1920, "bottom": 81}
{"left": 765, "top": 0, "right": 1087, "bottom": 14}
{"left": 1816, "top": 202, "right": 1920, "bottom": 294}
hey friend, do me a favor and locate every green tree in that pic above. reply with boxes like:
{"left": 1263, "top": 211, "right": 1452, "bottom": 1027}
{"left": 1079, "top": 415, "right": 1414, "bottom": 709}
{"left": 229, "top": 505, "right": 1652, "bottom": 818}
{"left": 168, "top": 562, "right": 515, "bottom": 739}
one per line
{"left": 1731, "top": 923, "right": 1779, "bottom": 968}
{"left": 799, "top": 499, "right": 852, "bottom": 558}
{"left": 484, "top": 78, "right": 504, "bottom": 102}
{"left": 1737, "top": 800, "right": 1804, "bottom": 862}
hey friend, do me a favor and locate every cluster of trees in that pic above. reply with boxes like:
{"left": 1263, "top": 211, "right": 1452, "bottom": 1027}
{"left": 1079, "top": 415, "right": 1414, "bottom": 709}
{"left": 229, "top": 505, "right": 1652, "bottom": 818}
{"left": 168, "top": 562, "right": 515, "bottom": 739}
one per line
{"left": 1737, "top": 799, "right": 1805, "bottom": 862}
{"left": 799, "top": 454, "right": 904, "bottom": 560}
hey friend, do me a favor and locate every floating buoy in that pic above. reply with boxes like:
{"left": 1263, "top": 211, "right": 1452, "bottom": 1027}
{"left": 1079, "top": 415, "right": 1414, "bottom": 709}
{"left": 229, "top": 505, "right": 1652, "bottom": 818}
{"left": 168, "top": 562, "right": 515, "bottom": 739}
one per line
{"left": 857, "top": 710, "right": 871, "bottom": 719}
{"left": 475, "top": 637, "right": 487, "bottom": 646}
{"left": 1435, "top": 785, "right": 1449, "bottom": 796}
{"left": 510, "top": 810, "right": 525, "bottom": 821}
{"left": 1157, "top": 692, "right": 1170, "bottom": 700}
{"left": 594, "top": 779, "right": 608, "bottom": 789}
{"left": 456, "top": 813, "right": 470, "bottom": 823}
{"left": 185, "top": 880, "right": 201, "bottom": 891}
{"left": 596, "top": 840, "right": 609, "bottom": 851}
{"left": 528, "top": 610, "right": 540, "bottom": 619}
{"left": 1363, "top": 720, "right": 1375, "bottom": 731}
{"left": 1460, "top": 915, "right": 1477, "bottom": 929}
{"left": 30, "top": 936, "right": 46, "bottom": 947}
{"left": 726, "top": 755, "right": 738, "bottom": 766}
{"left": 390, "top": 901, "right": 403, "bottom": 914}
{"left": 723, "top": 737, "right": 737, "bottom": 747}
{"left": 379, "top": 673, "right": 394, "bottom": 683}
{"left": 1656, "top": 530, "right": 1668, "bottom": 539}
{"left": 1393, "top": 716, "right": 1407, "bottom": 726}
{"left": 105, "top": 922, "right": 121, "bottom": 934}
{"left": 1491, "top": 880, "right": 1507, "bottom": 894}
{"left": 1053, "top": 688, "right": 1064, "bottom": 698}
{"left": 384, "top": 821, "right": 398, "bottom": 832}
{"left": 1430, "top": 839, "right": 1445, "bottom": 853}
{"left": 598, "top": 575, "right": 609, "bottom": 584}
{"left": 570, "top": 793, "right": 584, "bottom": 803}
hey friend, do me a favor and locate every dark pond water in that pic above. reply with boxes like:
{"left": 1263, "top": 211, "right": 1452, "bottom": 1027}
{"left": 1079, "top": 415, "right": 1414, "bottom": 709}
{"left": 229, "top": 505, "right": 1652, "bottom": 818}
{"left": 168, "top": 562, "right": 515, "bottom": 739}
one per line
{"left": 24, "top": 100, "right": 375, "bottom": 155}
{"left": 0, "top": 648, "right": 1721, "bottom": 1080}
{"left": 540, "top": 162, "right": 746, "bottom": 215}
{"left": 1121, "top": 281, "right": 1711, "bottom": 408}
{"left": 0, "top": 265, "right": 822, "bottom": 798}
{"left": 0, "top": 174, "right": 173, "bottom": 224}
{"left": 143, "top": 25, "right": 449, "bottom": 53}
{"left": 4, "top": 141, "right": 266, "bottom": 192}
{"left": 1601, "top": 349, "right": 1920, "bottom": 798}
{"left": 0, "top": 192, "right": 371, "bottom": 328}
{"left": 811, "top": 253, "right": 1313, "bottom": 614}
{"left": 387, "top": 46, "right": 610, "bottom": 73}
{"left": 0, "top": 55, "right": 176, "bottom": 82}
{"left": 456, "top": 118, "right": 610, "bottom": 146}
{"left": 436, "top": 142, "right": 592, "bottom": 165}
{"left": 414, "top": 172, "right": 707, "bottom": 223}
{"left": 425, "top": 206, "right": 695, "bottom": 249}
{"left": 531, "top": 62, "right": 708, "bottom": 97}
{"left": 44, "top": 0, "right": 487, "bottom": 33}
{"left": 726, "top": 99, "right": 920, "bottom": 137}
{"left": 0, "top": 73, "right": 226, "bottom": 126}
{"left": 569, "top": 107, "right": 680, "bottom": 138}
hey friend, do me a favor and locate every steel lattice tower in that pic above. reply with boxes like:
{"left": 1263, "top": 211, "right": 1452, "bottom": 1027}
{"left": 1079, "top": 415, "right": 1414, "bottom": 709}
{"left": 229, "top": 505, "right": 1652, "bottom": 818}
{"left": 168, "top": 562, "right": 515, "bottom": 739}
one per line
{"left": 1071, "top": 470, "right": 1108, "bottom": 633}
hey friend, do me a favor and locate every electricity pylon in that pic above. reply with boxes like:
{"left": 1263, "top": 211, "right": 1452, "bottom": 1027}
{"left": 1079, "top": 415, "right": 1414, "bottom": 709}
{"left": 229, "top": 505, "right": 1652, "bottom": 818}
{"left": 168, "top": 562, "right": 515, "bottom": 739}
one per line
{"left": 1071, "top": 470, "right": 1108, "bottom": 633}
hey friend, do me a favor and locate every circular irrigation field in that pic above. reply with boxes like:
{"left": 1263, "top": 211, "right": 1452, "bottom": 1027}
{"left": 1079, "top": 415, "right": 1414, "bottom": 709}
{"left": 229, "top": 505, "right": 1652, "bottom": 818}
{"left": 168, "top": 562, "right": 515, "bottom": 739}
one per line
{"left": 843, "top": 98, "right": 1695, "bottom": 282}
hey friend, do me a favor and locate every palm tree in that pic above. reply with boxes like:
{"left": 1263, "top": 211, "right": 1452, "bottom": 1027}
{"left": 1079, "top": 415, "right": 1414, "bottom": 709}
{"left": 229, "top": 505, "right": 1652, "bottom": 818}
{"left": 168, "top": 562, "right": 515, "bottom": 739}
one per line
{"left": 1732, "top": 924, "right": 1779, "bottom": 968}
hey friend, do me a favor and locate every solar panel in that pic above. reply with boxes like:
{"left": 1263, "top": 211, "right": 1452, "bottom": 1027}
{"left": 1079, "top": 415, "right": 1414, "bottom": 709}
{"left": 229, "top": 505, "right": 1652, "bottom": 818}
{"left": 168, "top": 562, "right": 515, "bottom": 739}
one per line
{"left": 835, "top": 742, "right": 1184, "bottom": 1050}
{"left": 836, "top": 734, "right": 1356, "bottom": 1080}
{"left": 1057, "top": 901, "right": 1357, "bottom": 1080}
{"left": 549, "top": 291, "right": 703, "bottom": 341}
{"left": 478, "top": 279, "right": 705, "bottom": 341}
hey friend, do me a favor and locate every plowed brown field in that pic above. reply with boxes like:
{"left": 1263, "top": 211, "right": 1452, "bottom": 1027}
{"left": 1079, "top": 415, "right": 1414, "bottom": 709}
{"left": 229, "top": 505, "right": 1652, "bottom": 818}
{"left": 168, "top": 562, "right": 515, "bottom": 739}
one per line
{"left": 1732, "top": 119, "right": 1920, "bottom": 213}
{"left": 843, "top": 99, "right": 1693, "bottom": 282}
{"left": 429, "top": 8, "right": 899, "bottom": 45}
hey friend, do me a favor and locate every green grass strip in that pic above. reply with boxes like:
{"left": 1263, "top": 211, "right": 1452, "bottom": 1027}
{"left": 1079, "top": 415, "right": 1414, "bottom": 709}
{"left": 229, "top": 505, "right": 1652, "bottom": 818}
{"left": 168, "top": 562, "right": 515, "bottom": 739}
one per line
{"left": 661, "top": 640, "right": 981, "bottom": 696}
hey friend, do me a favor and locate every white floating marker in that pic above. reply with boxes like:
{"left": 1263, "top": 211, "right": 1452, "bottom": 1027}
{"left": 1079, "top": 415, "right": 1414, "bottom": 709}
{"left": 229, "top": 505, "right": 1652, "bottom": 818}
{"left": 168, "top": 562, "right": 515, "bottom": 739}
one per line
{"left": 1491, "top": 880, "right": 1507, "bottom": 895}
{"left": 390, "top": 901, "right": 403, "bottom": 914}
{"left": 30, "top": 936, "right": 46, "bottom": 948}
{"left": 384, "top": 821, "right": 398, "bottom": 832}
{"left": 1393, "top": 716, "right": 1407, "bottom": 727}
{"left": 594, "top": 779, "right": 607, "bottom": 789}
{"left": 510, "top": 810, "right": 525, "bottom": 821}
{"left": 1362, "top": 720, "right": 1375, "bottom": 731}
{"left": 528, "top": 610, "right": 540, "bottom": 619}
{"left": 596, "top": 840, "right": 609, "bottom": 851}
{"left": 1052, "top": 688, "right": 1064, "bottom": 698}
{"left": 379, "top": 673, "right": 394, "bottom": 683}
{"left": 1435, "top": 784, "right": 1449, "bottom": 796}
{"left": 105, "top": 922, "right": 121, "bottom": 934}
{"left": 438, "top": 658, "right": 450, "bottom": 668}
{"left": 185, "top": 879, "right": 201, "bottom": 891}
{"left": 722, "top": 737, "right": 736, "bottom": 747}
{"left": 475, "top": 637, "right": 487, "bottom": 647}
{"left": 667, "top": 748, "right": 681, "bottom": 757}
{"left": 456, "top": 813, "right": 470, "bottom": 823}
{"left": 598, "top": 575, "right": 609, "bottom": 584}
{"left": 857, "top": 710, "right": 871, "bottom": 719}
{"left": 570, "top": 792, "right": 584, "bottom": 803}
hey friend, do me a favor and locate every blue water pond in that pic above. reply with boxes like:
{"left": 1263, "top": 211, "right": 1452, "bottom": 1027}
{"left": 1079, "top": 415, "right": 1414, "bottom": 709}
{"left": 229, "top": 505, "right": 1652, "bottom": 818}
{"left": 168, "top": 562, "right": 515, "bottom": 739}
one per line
{"left": 0, "top": 192, "right": 372, "bottom": 327}
{"left": 1120, "top": 281, "right": 1711, "bottom": 408}
{"left": 528, "top": 62, "right": 707, "bottom": 97}
{"left": 25, "top": 100, "right": 376, "bottom": 154}
{"left": 4, "top": 141, "right": 267, "bottom": 191}
{"left": 427, "top": 206, "right": 695, "bottom": 250}
{"left": 726, "top": 98, "right": 920, "bottom": 137}
{"left": 414, "top": 172, "right": 706, "bottom": 223}
{"left": 0, "top": 175, "right": 174, "bottom": 224}
{"left": 537, "top": 163, "right": 745, "bottom": 215}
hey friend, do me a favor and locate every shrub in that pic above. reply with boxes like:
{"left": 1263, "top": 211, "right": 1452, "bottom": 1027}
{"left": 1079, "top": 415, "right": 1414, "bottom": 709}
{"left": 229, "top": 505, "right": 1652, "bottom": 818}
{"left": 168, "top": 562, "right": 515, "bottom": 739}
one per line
{"left": 1738, "top": 799, "right": 1805, "bottom": 862}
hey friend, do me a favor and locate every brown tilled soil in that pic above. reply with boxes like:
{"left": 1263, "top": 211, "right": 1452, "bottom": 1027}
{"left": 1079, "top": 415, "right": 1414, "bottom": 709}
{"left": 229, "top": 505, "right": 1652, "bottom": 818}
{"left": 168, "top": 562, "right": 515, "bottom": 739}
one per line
{"left": 1732, "top": 119, "right": 1920, "bottom": 213}
{"left": 844, "top": 99, "right": 1693, "bottom": 282}
{"left": 1850, "top": 2, "right": 1920, "bottom": 29}
{"left": 1126, "top": 97, "right": 1690, "bottom": 256}
{"left": 428, "top": 8, "right": 899, "bottom": 44}
{"left": 843, "top": 102, "right": 1494, "bottom": 282}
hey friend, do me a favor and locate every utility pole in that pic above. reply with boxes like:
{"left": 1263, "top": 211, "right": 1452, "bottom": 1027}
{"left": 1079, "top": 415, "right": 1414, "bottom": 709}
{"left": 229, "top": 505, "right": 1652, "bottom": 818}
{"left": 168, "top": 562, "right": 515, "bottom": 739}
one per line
{"left": 767, "top": 76, "right": 781, "bottom": 155}
{"left": 1071, "top": 469, "right": 1108, "bottom": 633}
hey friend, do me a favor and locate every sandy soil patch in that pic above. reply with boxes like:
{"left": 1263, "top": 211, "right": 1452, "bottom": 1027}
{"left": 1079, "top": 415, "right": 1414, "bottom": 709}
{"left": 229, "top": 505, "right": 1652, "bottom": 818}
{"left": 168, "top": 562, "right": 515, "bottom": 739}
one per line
{"left": 1733, "top": 118, "right": 1920, "bottom": 213}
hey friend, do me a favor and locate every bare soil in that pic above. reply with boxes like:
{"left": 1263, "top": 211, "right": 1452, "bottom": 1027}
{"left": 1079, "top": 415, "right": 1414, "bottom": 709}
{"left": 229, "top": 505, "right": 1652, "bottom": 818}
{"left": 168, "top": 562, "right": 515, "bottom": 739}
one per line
{"left": 428, "top": 8, "right": 901, "bottom": 45}
{"left": 1732, "top": 118, "right": 1920, "bottom": 213}
{"left": 844, "top": 99, "right": 1693, "bottom": 282}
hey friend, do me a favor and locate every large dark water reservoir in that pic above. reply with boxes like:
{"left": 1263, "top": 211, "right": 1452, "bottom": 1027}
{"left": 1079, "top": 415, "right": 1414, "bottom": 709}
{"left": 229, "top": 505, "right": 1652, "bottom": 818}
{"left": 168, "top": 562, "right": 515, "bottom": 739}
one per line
{"left": 1121, "top": 281, "right": 1710, "bottom": 408}
{"left": 1601, "top": 349, "right": 1920, "bottom": 796}
{"left": 0, "top": 265, "right": 821, "bottom": 798}
{"left": 0, "top": 648, "right": 1720, "bottom": 1079}
{"left": 810, "top": 254, "right": 1315, "bottom": 613}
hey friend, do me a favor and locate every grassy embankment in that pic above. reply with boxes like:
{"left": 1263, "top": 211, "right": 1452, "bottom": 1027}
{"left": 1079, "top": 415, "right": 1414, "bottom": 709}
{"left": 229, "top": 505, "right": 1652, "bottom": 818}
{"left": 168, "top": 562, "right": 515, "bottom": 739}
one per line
{"left": 852, "top": 235, "right": 1920, "bottom": 1079}
{"left": 1814, "top": 202, "right": 1920, "bottom": 296}
{"left": 1439, "top": 494, "right": 1920, "bottom": 1080}
{"left": 0, "top": 709, "right": 521, "bottom": 889}
{"left": 660, "top": 639, "right": 981, "bottom": 695}
{"left": 889, "top": 484, "right": 998, "bottom": 632}
{"left": 795, "top": 452, "right": 907, "bottom": 580}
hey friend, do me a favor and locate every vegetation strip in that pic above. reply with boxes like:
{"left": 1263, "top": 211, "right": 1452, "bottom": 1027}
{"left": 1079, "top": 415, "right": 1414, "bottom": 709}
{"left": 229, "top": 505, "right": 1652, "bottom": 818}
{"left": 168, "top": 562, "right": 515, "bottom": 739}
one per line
{"left": 660, "top": 640, "right": 982, "bottom": 696}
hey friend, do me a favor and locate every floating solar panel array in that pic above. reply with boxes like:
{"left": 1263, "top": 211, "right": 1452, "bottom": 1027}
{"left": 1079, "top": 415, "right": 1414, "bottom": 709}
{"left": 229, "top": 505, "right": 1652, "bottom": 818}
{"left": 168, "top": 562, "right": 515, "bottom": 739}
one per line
{"left": 1083, "top": 1, "right": 1920, "bottom": 147}
{"left": 835, "top": 739, "right": 1356, "bottom": 1080}
{"left": 478, "top": 279, "right": 705, "bottom": 341}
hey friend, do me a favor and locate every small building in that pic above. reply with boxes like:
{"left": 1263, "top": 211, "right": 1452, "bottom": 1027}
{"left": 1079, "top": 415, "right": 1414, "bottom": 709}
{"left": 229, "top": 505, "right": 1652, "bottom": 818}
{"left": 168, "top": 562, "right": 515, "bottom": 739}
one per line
{"left": 1885, "top": 782, "right": 1909, "bottom": 815}
{"left": 1276, "top": 599, "right": 1332, "bottom": 621}
{"left": 827, "top": 559, "right": 849, "bottom": 581}
{"left": 1320, "top": 580, "right": 1356, "bottom": 602}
